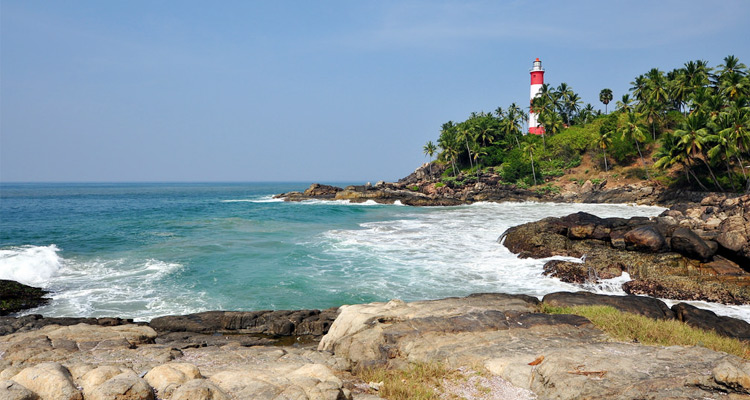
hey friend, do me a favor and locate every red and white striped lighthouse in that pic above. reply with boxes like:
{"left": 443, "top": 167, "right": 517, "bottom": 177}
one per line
{"left": 528, "top": 58, "right": 545, "bottom": 135}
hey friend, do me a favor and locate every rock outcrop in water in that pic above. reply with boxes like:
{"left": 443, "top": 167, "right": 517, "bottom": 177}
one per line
{"left": 274, "top": 163, "right": 715, "bottom": 206}
{"left": 499, "top": 194, "right": 750, "bottom": 305}
{"left": 0, "top": 280, "right": 50, "bottom": 316}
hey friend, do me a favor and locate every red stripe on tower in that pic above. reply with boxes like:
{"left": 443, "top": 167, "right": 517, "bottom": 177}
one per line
{"left": 528, "top": 58, "right": 545, "bottom": 135}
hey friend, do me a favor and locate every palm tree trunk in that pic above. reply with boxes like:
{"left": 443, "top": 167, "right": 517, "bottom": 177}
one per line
{"left": 634, "top": 140, "right": 650, "bottom": 179}
{"left": 736, "top": 155, "right": 748, "bottom": 181}
{"left": 688, "top": 167, "right": 710, "bottom": 191}
{"left": 464, "top": 139, "right": 474, "bottom": 175}
{"left": 603, "top": 149, "right": 609, "bottom": 171}
{"left": 530, "top": 153, "right": 537, "bottom": 186}
{"left": 725, "top": 159, "right": 737, "bottom": 192}
{"left": 700, "top": 157, "right": 724, "bottom": 191}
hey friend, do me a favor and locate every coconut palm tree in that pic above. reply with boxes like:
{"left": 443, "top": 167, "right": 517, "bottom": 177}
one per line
{"left": 619, "top": 111, "right": 650, "bottom": 179}
{"left": 598, "top": 130, "right": 612, "bottom": 171}
{"left": 599, "top": 88, "right": 613, "bottom": 114}
{"left": 522, "top": 141, "right": 538, "bottom": 186}
{"left": 423, "top": 140, "right": 437, "bottom": 177}
{"left": 655, "top": 131, "right": 710, "bottom": 191}
{"left": 438, "top": 121, "right": 459, "bottom": 176}
{"left": 717, "top": 55, "right": 747, "bottom": 78}
{"left": 639, "top": 99, "right": 663, "bottom": 140}
{"left": 630, "top": 75, "right": 648, "bottom": 102}
{"left": 616, "top": 94, "right": 634, "bottom": 113}
{"left": 675, "top": 113, "right": 723, "bottom": 191}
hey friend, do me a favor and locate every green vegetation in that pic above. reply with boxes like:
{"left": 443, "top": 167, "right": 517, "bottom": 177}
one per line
{"left": 540, "top": 304, "right": 750, "bottom": 359}
{"left": 355, "top": 362, "right": 461, "bottom": 400}
{"left": 423, "top": 55, "right": 749, "bottom": 193}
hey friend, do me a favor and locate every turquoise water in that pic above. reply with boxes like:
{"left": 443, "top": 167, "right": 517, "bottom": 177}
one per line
{"left": 2, "top": 182, "right": 748, "bottom": 322}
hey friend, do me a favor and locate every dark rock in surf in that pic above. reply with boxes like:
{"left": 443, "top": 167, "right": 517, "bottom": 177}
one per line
{"left": 672, "top": 302, "right": 750, "bottom": 341}
{"left": 0, "top": 280, "right": 50, "bottom": 316}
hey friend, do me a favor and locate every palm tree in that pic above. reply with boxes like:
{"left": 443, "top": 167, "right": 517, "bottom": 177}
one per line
{"left": 630, "top": 75, "right": 648, "bottom": 102}
{"left": 616, "top": 94, "right": 634, "bottom": 113}
{"left": 539, "top": 110, "right": 563, "bottom": 147}
{"left": 457, "top": 123, "right": 476, "bottom": 172}
{"left": 717, "top": 104, "right": 750, "bottom": 191}
{"left": 522, "top": 141, "right": 538, "bottom": 186}
{"left": 719, "top": 72, "right": 748, "bottom": 101}
{"left": 619, "top": 111, "right": 650, "bottom": 179}
{"left": 423, "top": 140, "right": 437, "bottom": 177}
{"left": 599, "top": 88, "right": 613, "bottom": 114}
{"left": 598, "top": 130, "right": 612, "bottom": 171}
{"left": 717, "top": 55, "right": 747, "bottom": 78}
{"left": 639, "top": 99, "right": 663, "bottom": 140}
{"left": 655, "top": 131, "right": 710, "bottom": 191}
{"left": 675, "top": 113, "right": 724, "bottom": 191}
{"left": 438, "top": 121, "right": 459, "bottom": 176}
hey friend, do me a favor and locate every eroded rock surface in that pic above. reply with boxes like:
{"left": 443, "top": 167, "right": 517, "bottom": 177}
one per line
{"left": 319, "top": 294, "right": 750, "bottom": 399}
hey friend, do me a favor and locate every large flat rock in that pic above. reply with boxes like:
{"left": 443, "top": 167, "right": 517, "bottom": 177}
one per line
{"left": 319, "top": 294, "right": 750, "bottom": 399}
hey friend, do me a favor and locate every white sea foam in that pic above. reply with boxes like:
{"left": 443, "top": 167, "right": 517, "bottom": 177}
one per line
{"left": 0, "top": 245, "right": 63, "bottom": 286}
{"left": 14, "top": 254, "right": 208, "bottom": 321}
{"left": 317, "top": 201, "right": 750, "bottom": 323}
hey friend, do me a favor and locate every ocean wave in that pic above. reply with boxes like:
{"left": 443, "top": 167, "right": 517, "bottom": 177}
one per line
{"left": 221, "top": 196, "right": 283, "bottom": 203}
{"left": 0, "top": 245, "right": 63, "bottom": 286}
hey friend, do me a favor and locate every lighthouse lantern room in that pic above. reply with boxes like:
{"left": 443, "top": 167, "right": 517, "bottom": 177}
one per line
{"left": 528, "top": 58, "right": 545, "bottom": 135}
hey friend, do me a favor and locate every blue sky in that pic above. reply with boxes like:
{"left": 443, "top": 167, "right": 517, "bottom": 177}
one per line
{"left": 2, "top": 1, "right": 748, "bottom": 182}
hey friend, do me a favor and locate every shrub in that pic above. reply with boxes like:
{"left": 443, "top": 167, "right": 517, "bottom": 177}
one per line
{"left": 500, "top": 148, "right": 532, "bottom": 183}
{"left": 434, "top": 182, "right": 445, "bottom": 188}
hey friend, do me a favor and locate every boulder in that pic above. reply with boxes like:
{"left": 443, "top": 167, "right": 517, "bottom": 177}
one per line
{"left": 143, "top": 363, "right": 201, "bottom": 397}
{"left": 209, "top": 364, "right": 346, "bottom": 400}
{"left": 303, "top": 184, "right": 342, "bottom": 198}
{"left": 79, "top": 366, "right": 136, "bottom": 397}
{"left": 170, "top": 379, "right": 230, "bottom": 400}
{"left": 0, "top": 280, "right": 49, "bottom": 316}
{"left": 671, "top": 302, "right": 750, "bottom": 341}
{"left": 717, "top": 214, "right": 750, "bottom": 265}
{"left": 148, "top": 308, "right": 337, "bottom": 338}
{"left": 0, "top": 380, "right": 36, "bottom": 400}
{"left": 623, "top": 225, "right": 668, "bottom": 252}
{"left": 86, "top": 373, "right": 153, "bottom": 400}
{"left": 11, "top": 362, "right": 82, "bottom": 400}
{"left": 542, "top": 292, "right": 675, "bottom": 320}
{"left": 670, "top": 227, "right": 715, "bottom": 260}
{"left": 712, "top": 360, "right": 750, "bottom": 394}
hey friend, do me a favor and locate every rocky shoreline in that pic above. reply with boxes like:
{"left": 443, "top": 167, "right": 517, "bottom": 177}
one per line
{"left": 3, "top": 172, "right": 749, "bottom": 399}
{"left": 1, "top": 291, "right": 749, "bottom": 399}
{"left": 500, "top": 194, "right": 750, "bottom": 305}
{"left": 274, "top": 163, "right": 715, "bottom": 206}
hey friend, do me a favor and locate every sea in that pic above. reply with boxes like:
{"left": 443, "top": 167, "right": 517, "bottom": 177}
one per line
{"left": 1, "top": 182, "right": 748, "bottom": 323}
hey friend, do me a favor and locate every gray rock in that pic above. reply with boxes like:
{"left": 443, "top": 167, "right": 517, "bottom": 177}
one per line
{"left": 670, "top": 227, "right": 715, "bottom": 260}
{"left": 672, "top": 302, "right": 750, "bottom": 341}
{"left": 86, "top": 373, "right": 154, "bottom": 400}
{"left": 0, "top": 380, "right": 36, "bottom": 400}
{"left": 623, "top": 225, "right": 668, "bottom": 252}
{"left": 542, "top": 291, "right": 675, "bottom": 320}
{"left": 11, "top": 362, "right": 82, "bottom": 400}
{"left": 170, "top": 379, "right": 230, "bottom": 400}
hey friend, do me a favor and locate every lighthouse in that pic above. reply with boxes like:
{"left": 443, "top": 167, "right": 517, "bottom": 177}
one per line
{"left": 528, "top": 58, "right": 545, "bottom": 135}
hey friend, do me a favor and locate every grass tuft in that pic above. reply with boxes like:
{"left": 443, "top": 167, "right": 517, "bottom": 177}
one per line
{"left": 355, "top": 362, "right": 461, "bottom": 400}
{"left": 540, "top": 304, "right": 749, "bottom": 359}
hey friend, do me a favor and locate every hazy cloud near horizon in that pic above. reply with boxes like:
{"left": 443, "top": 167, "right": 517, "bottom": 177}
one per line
{"left": 1, "top": 0, "right": 748, "bottom": 182}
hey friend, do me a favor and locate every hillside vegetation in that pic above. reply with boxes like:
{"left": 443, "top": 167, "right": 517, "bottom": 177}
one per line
{"left": 423, "top": 55, "right": 750, "bottom": 193}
